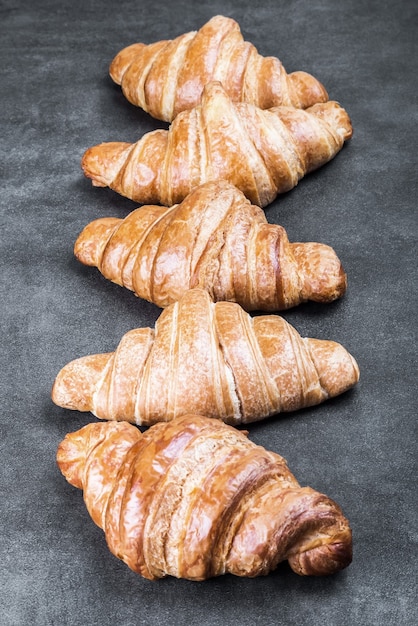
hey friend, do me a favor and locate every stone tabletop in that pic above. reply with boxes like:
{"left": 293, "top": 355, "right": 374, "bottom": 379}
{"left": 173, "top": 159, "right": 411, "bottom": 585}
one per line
{"left": 1, "top": 1, "right": 416, "bottom": 624}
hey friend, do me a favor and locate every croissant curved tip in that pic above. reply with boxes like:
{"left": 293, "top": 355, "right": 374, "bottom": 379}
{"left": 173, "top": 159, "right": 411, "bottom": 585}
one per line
{"left": 75, "top": 218, "right": 121, "bottom": 267}
{"left": 81, "top": 142, "right": 131, "bottom": 188}
{"left": 311, "top": 260, "right": 347, "bottom": 303}
{"left": 52, "top": 353, "right": 111, "bottom": 413}
{"left": 109, "top": 42, "right": 147, "bottom": 84}
{"left": 307, "top": 338, "right": 360, "bottom": 398}
{"left": 81, "top": 145, "right": 108, "bottom": 187}
{"left": 281, "top": 488, "right": 353, "bottom": 576}
{"left": 56, "top": 425, "right": 91, "bottom": 489}
{"left": 291, "top": 242, "right": 347, "bottom": 303}
{"left": 289, "top": 536, "right": 353, "bottom": 576}
{"left": 289, "top": 70, "right": 329, "bottom": 108}
{"left": 308, "top": 101, "right": 353, "bottom": 141}
{"left": 57, "top": 421, "right": 140, "bottom": 490}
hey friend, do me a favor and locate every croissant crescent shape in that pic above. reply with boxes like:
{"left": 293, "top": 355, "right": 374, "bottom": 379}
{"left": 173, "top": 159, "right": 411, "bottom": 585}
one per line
{"left": 75, "top": 180, "right": 347, "bottom": 310}
{"left": 56, "top": 414, "right": 353, "bottom": 581}
{"left": 81, "top": 81, "right": 352, "bottom": 207}
{"left": 52, "top": 289, "right": 359, "bottom": 425}
{"left": 109, "top": 15, "right": 329, "bottom": 121}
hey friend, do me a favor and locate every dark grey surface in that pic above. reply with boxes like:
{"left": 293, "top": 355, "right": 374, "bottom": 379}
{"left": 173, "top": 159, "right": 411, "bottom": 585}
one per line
{"left": 1, "top": 1, "right": 417, "bottom": 624}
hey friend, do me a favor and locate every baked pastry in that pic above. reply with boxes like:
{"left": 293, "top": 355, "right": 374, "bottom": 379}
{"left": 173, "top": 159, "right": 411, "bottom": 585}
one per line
{"left": 75, "top": 180, "right": 347, "bottom": 311}
{"left": 109, "top": 15, "right": 329, "bottom": 122}
{"left": 57, "top": 414, "right": 353, "bottom": 581}
{"left": 82, "top": 81, "right": 352, "bottom": 208}
{"left": 51, "top": 288, "right": 359, "bottom": 425}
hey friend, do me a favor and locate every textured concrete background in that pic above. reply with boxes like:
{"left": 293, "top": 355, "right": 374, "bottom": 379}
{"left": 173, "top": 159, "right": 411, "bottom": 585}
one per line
{"left": 1, "top": 1, "right": 417, "bottom": 624}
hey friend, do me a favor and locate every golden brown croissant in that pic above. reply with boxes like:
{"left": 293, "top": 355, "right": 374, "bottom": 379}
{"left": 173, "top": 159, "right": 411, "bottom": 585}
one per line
{"left": 109, "top": 15, "right": 329, "bottom": 122}
{"left": 56, "top": 414, "right": 353, "bottom": 581}
{"left": 75, "top": 180, "right": 347, "bottom": 311}
{"left": 82, "top": 81, "right": 352, "bottom": 208}
{"left": 52, "top": 288, "right": 359, "bottom": 425}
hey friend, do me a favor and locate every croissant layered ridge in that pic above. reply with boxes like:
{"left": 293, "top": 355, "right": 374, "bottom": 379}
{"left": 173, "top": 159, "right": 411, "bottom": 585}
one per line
{"left": 56, "top": 415, "right": 352, "bottom": 581}
{"left": 74, "top": 181, "right": 347, "bottom": 311}
{"left": 109, "top": 15, "right": 329, "bottom": 122}
{"left": 51, "top": 289, "right": 359, "bottom": 426}
{"left": 81, "top": 81, "right": 352, "bottom": 208}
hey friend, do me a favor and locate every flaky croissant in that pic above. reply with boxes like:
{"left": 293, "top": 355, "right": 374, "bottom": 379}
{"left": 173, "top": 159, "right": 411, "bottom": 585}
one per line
{"left": 75, "top": 180, "right": 347, "bottom": 311}
{"left": 109, "top": 15, "right": 329, "bottom": 122}
{"left": 82, "top": 81, "right": 352, "bottom": 208}
{"left": 52, "top": 289, "right": 359, "bottom": 425}
{"left": 57, "top": 414, "right": 353, "bottom": 581}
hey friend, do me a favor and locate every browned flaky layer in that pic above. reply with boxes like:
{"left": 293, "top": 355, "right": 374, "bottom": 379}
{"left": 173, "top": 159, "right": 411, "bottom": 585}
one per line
{"left": 51, "top": 289, "right": 359, "bottom": 426}
{"left": 74, "top": 180, "right": 347, "bottom": 311}
{"left": 82, "top": 82, "right": 352, "bottom": 208}
{"left": 109, "top": 15, "right": 329, "bottom": 122}
{"left": 57, "top": 415, "right": 352, "bottom": 581}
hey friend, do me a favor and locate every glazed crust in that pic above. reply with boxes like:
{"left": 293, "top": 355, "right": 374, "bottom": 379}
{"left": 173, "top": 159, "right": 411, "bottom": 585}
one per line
{"left": 51, "top": 289, "right": 359, "bottom": 425}
{"left": 82, "top": 81, "right": 352, "bottom": 208}
{"left": 56, "top": 414, "right": 353, "bottom": 580}
{"left": 109, "top": 15, "right": 329, "bottom": 121}
{"left": 74, "top": 180, "right": 347, "bottom": 311}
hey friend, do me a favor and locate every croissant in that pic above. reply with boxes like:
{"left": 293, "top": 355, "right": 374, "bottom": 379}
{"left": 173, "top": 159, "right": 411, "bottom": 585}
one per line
{"left": 57, "top": 414, "right": 353, "bottom": 581}
{"left": 109, "top": 15, "right": 329, "bottom": 122}
{"left": 52, "top": 288, "right": 359, "bottom": 426}
{"left": 75, "top": 180, "right": 347, "bottom": 311}
{"left": 82, "top": 81, "right": 352, "bottom": 208}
